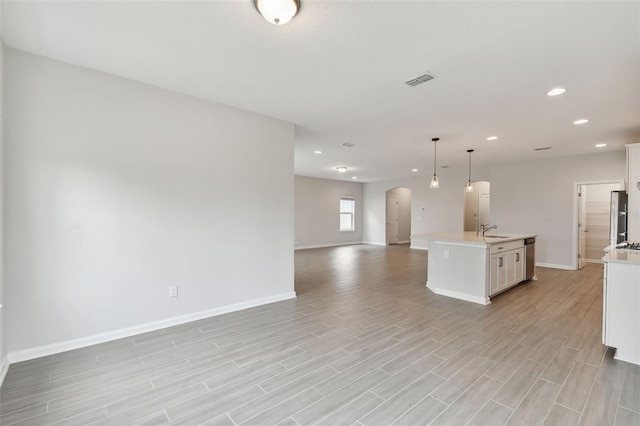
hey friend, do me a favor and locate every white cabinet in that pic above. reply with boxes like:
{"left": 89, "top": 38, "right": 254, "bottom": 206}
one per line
{"left": 489, "top": 241, "right": 525, "bottom": 296}
{"left": 603, "top": 259, "right": 640, "bottom": 365}
{"left": 627, "top": 144, "right": 640, "bottom": 241}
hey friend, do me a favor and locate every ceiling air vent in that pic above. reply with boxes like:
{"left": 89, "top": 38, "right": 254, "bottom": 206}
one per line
{"left": 405, "top": 72, "right": 434, "bottom": 87}
{"left": 534, "top": 146, "right": 552, "bottom": 151}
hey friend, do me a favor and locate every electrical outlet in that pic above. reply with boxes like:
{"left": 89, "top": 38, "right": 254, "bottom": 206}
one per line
{"left": 169, "top": 286, "right": 178, "bottom": 298}
{"left": 444, "top": 250, "right": 449, "bottom": 259}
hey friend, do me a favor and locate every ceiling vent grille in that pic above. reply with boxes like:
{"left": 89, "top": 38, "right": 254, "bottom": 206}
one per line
{"left": 533, "top": 146, "right": 552, "bottom": 151}
{"left": 405, "top": 73, "right": 434, "bottom": 87}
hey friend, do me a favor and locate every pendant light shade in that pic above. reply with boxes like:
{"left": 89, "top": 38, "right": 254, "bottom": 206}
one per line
{"left": 254, "top": 0, "right": 300, "bottom": 25}
{"left": 466, "top": 149, "right": 474, "bottom": 192}
{"left": 430, "top": 137, "right": 440, "bottom": 189}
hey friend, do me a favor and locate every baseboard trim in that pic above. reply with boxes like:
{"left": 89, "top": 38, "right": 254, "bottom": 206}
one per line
{"left": 613, "top": 349, "right": 640, "bottom": 366}
{"left": 0, "top": 354, "right": 9, "bottom": 387}
{"left": 410, "top": 243, "right": 428, "bottom": 251}
{"left": 426, "top": 282, "right": 490, "bottom": 305}
{"left": 397, "top": 240, "right": 410, "bottom": 244}
{"left": 295, "top": 242, "right": 362, "bottom": 250}
{"left": 7, "top": 292, "right": 297, "bottom": 364}
{"left": 362, "top": 241, "right": 386, "bottom": 246}
{"left": 536, "top": 262, "right": 575, "bottom": 271}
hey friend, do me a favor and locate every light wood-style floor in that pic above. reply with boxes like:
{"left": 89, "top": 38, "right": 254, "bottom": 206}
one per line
{"left": 1, "top": 244, "right": 639, "bottom": 425}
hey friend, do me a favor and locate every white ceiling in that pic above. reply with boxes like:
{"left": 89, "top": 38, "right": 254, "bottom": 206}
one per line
{"left": 3, "top": 1, "right": 639, "bottom": 182}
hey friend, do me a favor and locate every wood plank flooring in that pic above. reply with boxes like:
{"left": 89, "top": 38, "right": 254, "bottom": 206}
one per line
{"left": 1, "top": 244, "right": 639, "bottom": 425}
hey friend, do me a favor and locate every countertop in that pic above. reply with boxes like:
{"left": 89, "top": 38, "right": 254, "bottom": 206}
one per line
{"left": 411, "top": 232, "right": 537, "bottom": 246}
{"left": 602, "top": 248, "right": 640, "bottom": 265}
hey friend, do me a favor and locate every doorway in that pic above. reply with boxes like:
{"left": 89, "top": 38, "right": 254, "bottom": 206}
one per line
{"left": 574, "top": 180, "right": 624, "bottom": 269}
{"left": 464, "top": 181, "right": 490, "bottom": 232}
{"left": 385, "top": 188, "right": 412, "bottom": 245}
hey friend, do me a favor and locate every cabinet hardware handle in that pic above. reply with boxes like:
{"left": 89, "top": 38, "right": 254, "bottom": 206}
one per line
{"left": 499, "top": 257, "right": 503, "bottom": 267}
{"left": 516, "top": 253, "right": 520, "bottom": 262}
{"left": 498, "top": 246, "right": 504, "bottom": 249}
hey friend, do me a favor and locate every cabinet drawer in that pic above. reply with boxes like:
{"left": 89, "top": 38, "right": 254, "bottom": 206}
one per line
{"left": 489, "top": 240, "right": 524, "bottom": 254}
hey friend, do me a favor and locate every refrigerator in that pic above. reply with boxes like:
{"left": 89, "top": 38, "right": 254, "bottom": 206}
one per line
{"left": 610, "top": 190, "right": 628, "bottom": 246}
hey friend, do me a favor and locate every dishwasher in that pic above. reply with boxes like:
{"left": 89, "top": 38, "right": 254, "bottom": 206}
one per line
{"left": 524, "top": 237, "right": 536, "bottom": 280}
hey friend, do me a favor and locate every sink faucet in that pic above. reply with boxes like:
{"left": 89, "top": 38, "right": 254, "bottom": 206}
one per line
{"left": 481, "top": 224, "right": 497, "bottom": 236}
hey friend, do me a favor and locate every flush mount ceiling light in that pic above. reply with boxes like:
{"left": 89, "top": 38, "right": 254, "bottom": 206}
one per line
{"left": 547, "top": 87, "right": 566, "bottom": 96}
{"left": 336, "top": 166, "right": 348, "bottom": 173}
{"left": 595, "top": 143, "right": 607, "bottom": 148}
{"left": 313, "top": 150, "right": 323, "bottom": 154}
{"left": 254, "top": 0, "right": 300, "bottom": 25}
{"left": 352, "top": 176, "right": 358, "bottom": 180}
{"left": 411, "top": 168, "right": 418, "bottom": 172}
{"left": 486, "top": 136, "right": 498, "bottom": 141}
{"left": 466, "top": 149, "right": 474, "bottom": 192}
{"left": 574, "top": 119, "right": 589, "bottom": 125}
{"left": 430, "top": 138, "right": 440, "bottom": 189}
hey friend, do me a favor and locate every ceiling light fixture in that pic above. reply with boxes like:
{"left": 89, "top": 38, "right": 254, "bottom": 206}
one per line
{"left": 254, "top": 0, "right": 300, "bottom": 25}
{"left": 574, "top": 119, "right": 589, "bottom": 125}
{"left": 595, "top": 143, "right": 607, "bottom": 148}
{"left": 547, "top": 87, "right": 566, "bottom": 96}
{"left": 411, "top": 168, "right": 418, "bottom": 172}
{"left": 430, "top": 138, "right": 440, "bottom": 189}
{"left": 486, "top": 136, "right": 498, "bottom": 141}
{"left": 466, "top": 149, "right": 474, "bottom": 192}
{"left": 336, "top": 166, "right": 348, "bottom": 173}
{"left": 352, "top": 176, "right": 358, "bottom": 180}
{"left": 314, "top": 150, "right": 323, "bottom": 154}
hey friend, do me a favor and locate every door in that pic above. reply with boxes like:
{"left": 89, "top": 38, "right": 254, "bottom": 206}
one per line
{"left": 479, "top": 192, "right": 490, "bottom": 228}
{"left": 578, "top": 185, "right": 587, "bottom": 269}
{"left": 386, "top": 197, "right": 399, "bottom": 245}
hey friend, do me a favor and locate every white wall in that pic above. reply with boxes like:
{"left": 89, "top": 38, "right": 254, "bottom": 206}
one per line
{"left": 0, "top": 2, "right": 7, "bottom": 381}
{"left": 490, "top": 151, "right": 626, "bottom": 269}
{"left": 294, "top": 175, "right": 363, "bottom": 248}
{"left": 4, "top": 49, "right": 295, "bottom": 357}
{"left": 386, "top": 187, "right": 411, "bottom": 243}
{"left": 363, "top": 166, "right": 491, "bottom": 246}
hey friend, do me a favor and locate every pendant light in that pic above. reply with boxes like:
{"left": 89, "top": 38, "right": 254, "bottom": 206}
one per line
{"left": 466, "top": 149, "right": 474, "bottom": 192}
{"left": 254, "top": 0, "right": 300, "bottom": 25}
{"left": 430, "top": 137, "right": 440, "bottom": 189}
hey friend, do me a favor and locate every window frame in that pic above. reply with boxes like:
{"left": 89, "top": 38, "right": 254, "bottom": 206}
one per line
{"left": 339, "top": 196, "right": 356, "bottom": 232}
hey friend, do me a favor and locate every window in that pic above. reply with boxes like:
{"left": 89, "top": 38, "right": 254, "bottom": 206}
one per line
{"left": 340, "top": 197, "right": 356, "bottom": 231}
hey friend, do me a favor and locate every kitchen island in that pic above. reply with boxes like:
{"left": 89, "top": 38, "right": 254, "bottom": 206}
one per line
{"left": 412, "top": 232, "right": 536, "bottom": 305}
{"left": 601, "top": 247, "right": 640, "bottom": 365}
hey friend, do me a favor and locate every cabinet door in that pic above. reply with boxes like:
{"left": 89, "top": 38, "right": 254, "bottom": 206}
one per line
{"left": 628, "top": 144, "right": 640, "bottom": 241}
{"left": 504, "top": 249, "right": 525, "bottom": 288}
{"left": 514, "top": 248, "right": 524, "bottom": 283}
{"left": 490, "top": 254, "right": 505, "bottom": 294}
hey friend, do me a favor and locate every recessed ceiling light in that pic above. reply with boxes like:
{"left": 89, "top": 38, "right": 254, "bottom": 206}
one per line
{"left": 411, "top": 168, "right": 418, "bottom": 172}
{"left": 336, "top": 166, "right": 348, "bottom": 173}
{"left": 313, "top": 150, "right": 323, "bottom": 154}
{"left": 547, "top": 87, "right": 566, "bottom": 96}
{"left": 574, "top": 119, "right": 589, "bottom": 125}
{"left": 352, "top": 176, "right": 358, "bottom": 180}
{"left": 341, "top": 142, "right": 356, "bottom": 148}
{"left": 486, "top": 136, "right": 498, "bottom": 141}
{"left": 595, "top": 143, "right": 607, "bottom": 148}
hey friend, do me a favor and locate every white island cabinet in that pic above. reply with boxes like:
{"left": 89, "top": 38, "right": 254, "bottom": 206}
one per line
{"left": 412, "top": 232, "right": 536, "bottom": 305}
{"left": 602, "top": 248, "right": 640, "bottom": 365}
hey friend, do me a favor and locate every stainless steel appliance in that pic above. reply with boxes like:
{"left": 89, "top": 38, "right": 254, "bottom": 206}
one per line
{"left": 610, "top": 190, "right": 628, "bottom": 246}
{"left": 524, "top": 237, "right": 536, "bottom": 280}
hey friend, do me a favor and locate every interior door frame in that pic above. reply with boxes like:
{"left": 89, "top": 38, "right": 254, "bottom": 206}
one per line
{"left": 572, "top": 179, "right": 624, "bottom": 270}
